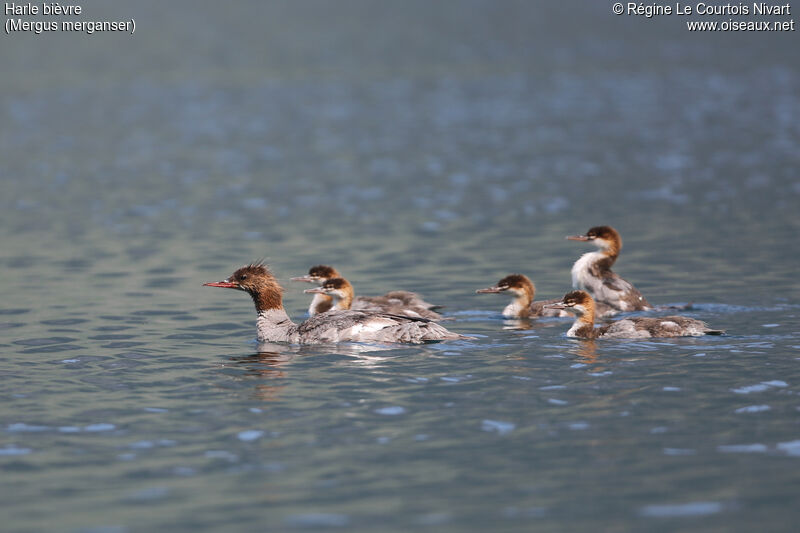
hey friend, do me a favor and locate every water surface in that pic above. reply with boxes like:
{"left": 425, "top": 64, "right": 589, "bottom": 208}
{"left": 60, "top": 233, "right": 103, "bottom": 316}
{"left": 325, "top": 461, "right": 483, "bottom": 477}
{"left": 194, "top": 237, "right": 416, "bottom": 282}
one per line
{"left": 1, "top": 1, "right": 799, "bottom": 531}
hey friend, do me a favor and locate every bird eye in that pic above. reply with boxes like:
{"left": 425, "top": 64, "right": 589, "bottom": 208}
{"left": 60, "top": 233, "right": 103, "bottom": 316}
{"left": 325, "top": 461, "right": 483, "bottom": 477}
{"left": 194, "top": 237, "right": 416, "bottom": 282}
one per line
{"left": 240, "top": 274, "right": 248, "bottom": 280}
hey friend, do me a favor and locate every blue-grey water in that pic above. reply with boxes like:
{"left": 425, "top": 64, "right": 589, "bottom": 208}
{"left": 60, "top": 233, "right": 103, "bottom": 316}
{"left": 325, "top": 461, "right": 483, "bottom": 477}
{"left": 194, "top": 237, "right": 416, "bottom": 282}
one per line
{"left": 1, "top": 1, "right": 799, "bottom": 531}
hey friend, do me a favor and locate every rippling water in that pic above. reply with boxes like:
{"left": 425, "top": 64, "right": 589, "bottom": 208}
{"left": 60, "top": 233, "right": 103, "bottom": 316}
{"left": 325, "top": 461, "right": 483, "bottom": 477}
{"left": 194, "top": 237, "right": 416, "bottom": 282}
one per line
{"left": 1, "top": 1, "right": 799, "bottom": 531}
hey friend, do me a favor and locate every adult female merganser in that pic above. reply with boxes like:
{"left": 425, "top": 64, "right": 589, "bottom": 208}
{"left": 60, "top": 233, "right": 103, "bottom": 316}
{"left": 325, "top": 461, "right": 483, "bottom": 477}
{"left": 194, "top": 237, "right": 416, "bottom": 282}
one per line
{"left": 544, "top": 290, "right": 723, "bottom": 339}
{"left": 567, "top": 226, "right": 651, "bottom": 316}
{"left": 304, "top": 277, "right": 442, "bottom": 320}
{"left": 475, "top": 274, "right": 571, "bottom": 318}
{"left": 291, "top": 265, "right": 442, "bottom": 319}
{"left": 204, "top": 263, "right": 463, "bottom": 344}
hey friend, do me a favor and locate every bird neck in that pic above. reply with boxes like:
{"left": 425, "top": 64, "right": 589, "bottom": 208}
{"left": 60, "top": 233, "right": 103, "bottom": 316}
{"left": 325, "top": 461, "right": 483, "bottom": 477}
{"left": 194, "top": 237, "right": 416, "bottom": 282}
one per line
{"left": 571, "top": 250, "right": 617, "bottom": 289}
{"left": 566, "top": 307, "right": 596, "bottom": 338}
{"left": 597, "top": 239, "right": 620, "bottom": 265}
{"left": 332, "top": 291, "right": 353, "bottom": 310}
{"left": 309, "top": 292, "right": 333, "bottom": 316}
{"left": 249, "top": 280, "right": 285, "bottom": 314}
{"left": 503, "top": 287, "right": 533, "bottom": 318}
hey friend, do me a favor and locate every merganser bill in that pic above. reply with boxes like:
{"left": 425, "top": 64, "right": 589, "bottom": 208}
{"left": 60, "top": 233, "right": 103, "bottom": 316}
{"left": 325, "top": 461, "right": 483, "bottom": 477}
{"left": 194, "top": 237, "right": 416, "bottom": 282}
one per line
{"left": 204, "top": 263, "right": 464, "bottom": 344}
{"left": 567, "top": 226, "right": 651, "bottom": 316}
{"left": 544, "top": 290, "right": 723, "bottom": 339}
{"left": 291, "top": 264, "right": 442, "bottom": 319}
{"left": 476, "top": 274, "right": 571, "bottom": 319}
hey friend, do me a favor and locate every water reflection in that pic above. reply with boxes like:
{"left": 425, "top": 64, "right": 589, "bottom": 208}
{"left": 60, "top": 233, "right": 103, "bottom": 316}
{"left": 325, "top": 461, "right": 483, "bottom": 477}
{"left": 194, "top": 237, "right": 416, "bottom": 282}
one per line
{"left": 502, "top": 318, "right": 532, "bottom": 330}
{"left": 2, "top": 1, "right": 797, "bottom": 529}
{"left": 223, "top": 342, "right": 409, "bottom": 401}
{"left": 567, "top": 339, "right": 599, "bottom": 365}
{"left": 227, "top": 351, "right": 292, "bottom": 401}
{"left": 501, "top": 318, "right": 568, "bottom": 332}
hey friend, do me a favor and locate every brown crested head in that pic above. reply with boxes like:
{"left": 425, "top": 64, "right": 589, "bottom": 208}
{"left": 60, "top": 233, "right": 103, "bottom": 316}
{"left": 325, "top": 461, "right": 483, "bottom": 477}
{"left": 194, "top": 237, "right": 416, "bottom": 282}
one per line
{"left": 291, "top": 264, "right": 340, "bottom": 283}
{"left": 559, "top": 290, "right": 595, "bottom": 319}
{"left": 585, "top": 226, "right": 621, "bottom": 252}
{"left": 498, "top": 274, "right": 535, "bottom": 301}
{"left": 544, "top": 290, "right": 593, "bottom": 317}
{"left": 304, "top": 277, "right": 353, "bottom": 308}
{"left": 568, "top": 225, "right": 621, "bottom": 254}
{"left": 321, "top": 277, "right": 351, "bottom": 291}
{"left": 309, "top": 265, "right": 340, "bottom": 280}
{"left": 304, "top": 276, "right": 353, "bottom": 296}
{"left": 477, "top": 274, "right": 534, "bottom": 302}
{"left": 585, "top": 226, "right": 619, "bottom": 241}
{"left": 496, "top": 274, "right": 532, "bottom": 291}
{"left": 204, "top": 261, "right": 283, "bottom": 312}
{"left": 561, "top": 290, "right": 592, "bottom": 307}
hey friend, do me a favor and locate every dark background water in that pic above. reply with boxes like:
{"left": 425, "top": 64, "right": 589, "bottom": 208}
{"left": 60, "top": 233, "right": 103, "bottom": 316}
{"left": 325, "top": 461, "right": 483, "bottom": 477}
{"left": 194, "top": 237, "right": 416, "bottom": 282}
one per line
{"left": 1, "top": 1, "right": 799, "bottom": 531}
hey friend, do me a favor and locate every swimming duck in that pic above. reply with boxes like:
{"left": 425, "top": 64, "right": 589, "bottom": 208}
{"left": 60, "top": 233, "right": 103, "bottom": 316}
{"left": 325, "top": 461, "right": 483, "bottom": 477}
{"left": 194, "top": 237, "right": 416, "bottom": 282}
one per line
{"left": 476, "top": 274, "right": 571, "bottom": 318}
{"left": 205, "top": 263, "right": 464, "bottom": 344}
{"left": 304, "top": 277, "right": 444, "bottom": 320}
{"left": 292, "top": 264, "right": 442, "bottom": 319}
{"left": 545, "top": 290, "right": 723, "bottom": 339}
{"left": 567, "top": 226, "right": 651, "bottom": 316}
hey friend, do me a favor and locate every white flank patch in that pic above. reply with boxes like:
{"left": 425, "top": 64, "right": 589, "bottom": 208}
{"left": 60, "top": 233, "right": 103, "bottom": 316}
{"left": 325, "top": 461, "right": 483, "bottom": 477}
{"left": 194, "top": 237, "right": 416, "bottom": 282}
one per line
{"left": 361, "top": 318, "right": 393, "bottom": 333}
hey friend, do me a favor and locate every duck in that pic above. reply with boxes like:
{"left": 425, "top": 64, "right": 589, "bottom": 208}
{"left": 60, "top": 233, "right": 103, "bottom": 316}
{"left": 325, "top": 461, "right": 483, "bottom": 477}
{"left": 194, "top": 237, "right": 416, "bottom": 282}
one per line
{"left": 544, "top": 290, "right": 723, "bottom": 339}
{"left": 204, "top": 262, "right": 464, "bottom": 344}
{"left": 304, "top": 276, "right": 443, "bottom": 320}
{"left": 567, "top": 226, "right": 651, "bottom": 316}
{"left": 476, "top": 274, "right": 571, "bottom": 318}
{"left": 291, "top": 264, "right": 442, "bottom": 319}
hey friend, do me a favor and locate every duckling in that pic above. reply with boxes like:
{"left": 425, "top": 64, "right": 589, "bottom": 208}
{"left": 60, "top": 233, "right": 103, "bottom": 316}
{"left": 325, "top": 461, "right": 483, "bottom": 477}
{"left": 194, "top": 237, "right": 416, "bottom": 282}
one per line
{"left": 545, "top": 290, "right": 723, "bottom": 339}
{"left": 476, "top": 274, "right": 570, "bottom": 318}
{"left": 567, "top": 226, "right": 651, "bottom": 316}
{"left": 292, "top": 264, "right": 442, "bottom": 319}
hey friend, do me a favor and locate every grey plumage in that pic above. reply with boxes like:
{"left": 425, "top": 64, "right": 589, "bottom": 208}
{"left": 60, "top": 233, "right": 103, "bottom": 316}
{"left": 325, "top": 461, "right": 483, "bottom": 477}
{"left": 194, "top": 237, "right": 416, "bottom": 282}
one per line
{"left": 547, "top": 290, "right": 724, "bottom": 339}
{"left": 351, "top": 291, "right": 443, "bottom": 320}
{"left": 569, "top": 226, "right": 651, "bottom": 316}
{"left": 595, "top": 316, "right": 724, "bottom": 339}
{"left": 205, "top": 263, "right": 464, "bottom": 345}
{"left": 256, "top": 308, "right": 461, "bottom": 344}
